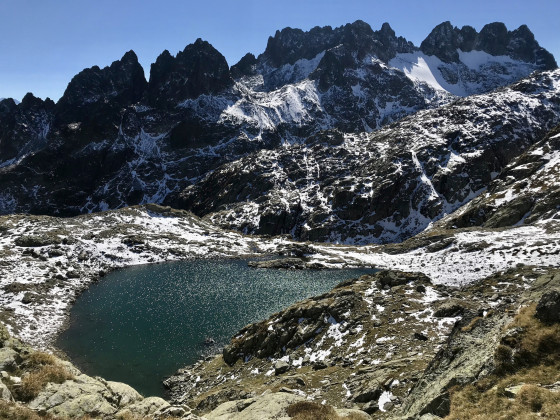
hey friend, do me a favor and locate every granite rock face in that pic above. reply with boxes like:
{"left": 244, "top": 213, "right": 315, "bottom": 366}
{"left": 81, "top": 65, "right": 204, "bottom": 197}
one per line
{"left": 0, "top": 21, "right": 556, "bottom": 245}
{"left": 178, "top": 70, "right": 560, "bottom": 243}
{"left": 421, "top": 21, "right": 557, "bottom": 68}
{"left": 148, "top": 39, "right": 233, "bottom": 108}
{"left": 438, "top": 124, "right": 560, "bottom": 230}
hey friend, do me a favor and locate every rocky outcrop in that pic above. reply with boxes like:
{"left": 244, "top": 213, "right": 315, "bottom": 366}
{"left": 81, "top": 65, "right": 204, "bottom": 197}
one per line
{"left": 535, "top": 290, "right": 560, "bottom": 323}
{"left": 438, "top": 124, "right": 560, "bottom": 230}
{"left": 421, "top": 21, "right": 557, "bottom": 68}
{"left": 202, "top": 392, "right": 370, "bottom": 420}
{"left": 0, "top": 323, "right": 199, "bottom": 419}
{"left": 162, "top": 264, "right": 560, "bottom": 419}
{"left": 164, "top": 268, "right": 547, "bottom": 417}
{"left": 148, "top": 39, "right": 233, "bottom": 108}
{"left": 179, "top": 70, "right": 560, "bottom": 243}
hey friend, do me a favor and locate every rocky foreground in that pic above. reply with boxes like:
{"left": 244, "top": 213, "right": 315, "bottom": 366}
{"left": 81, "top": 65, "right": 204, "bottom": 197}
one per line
{"left": 0, "top": 201, "right": 559, "bottom": 418}
{"left": 164, "top": 267, "right": 560, "bottom": 419}
{"left": 0, "top": 265, "right": 559, "bottom": 419}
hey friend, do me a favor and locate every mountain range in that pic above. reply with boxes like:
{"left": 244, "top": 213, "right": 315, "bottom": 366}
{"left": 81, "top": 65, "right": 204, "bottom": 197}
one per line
{"left": 1, "top": 18, "right": 560, "bottom": 420}
{"left": 0, "top": 20, "right": 557, "bottom": 244}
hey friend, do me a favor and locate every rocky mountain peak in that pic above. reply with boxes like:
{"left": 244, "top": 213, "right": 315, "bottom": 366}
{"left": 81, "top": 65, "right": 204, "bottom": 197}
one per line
{"left": 0, "top": 93, "right": 55, "bottom": 166}
{"left": 507, "top": 25, "right": 557, "bottom": 68}
{"left": 259, "top": 20, "right": 415, "bottom": 70}
{"left": 147, "top": 38, "right": 233, "bottom": 108}
{"left": 56, "top": 50, "right": 147, "bottom": 123}
{"left": 120, "top": 49, "right": 140, "bottom": 64}
{"left": 475, "top": 22, "right": 509, "bottom": 56}
{"left": 379, "top": 22, "right": 395, "bottom": 38}
{"left": 20, "top": 92, "right": 55, "bottom": 111}
{"left": 261, "top": 25, "right": 338, "bottom": 68}
{"left": 0, "top": 20, "right": 557, "bottom": 220}
{"left": 421, "top": 21, "right": 557, "bottom": 69}
{"left": 0, "top": 98, "right": 18, "bottom": 115}
{"left": 230, "top": 52, "right": 258, "bottom": 79}
{"left": 456, "top": 25, "right": 477, "bottom": 51}
{"left": 420, "top": 21, "right": 461, "bottom": 62}
{"left": 343, "top": 19, "right": 375, "bottom": 38}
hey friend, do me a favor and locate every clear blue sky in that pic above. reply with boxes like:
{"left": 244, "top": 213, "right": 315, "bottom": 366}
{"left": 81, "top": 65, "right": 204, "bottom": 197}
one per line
{"left": 0, "top": 0, "right": 558, "bottom": 102}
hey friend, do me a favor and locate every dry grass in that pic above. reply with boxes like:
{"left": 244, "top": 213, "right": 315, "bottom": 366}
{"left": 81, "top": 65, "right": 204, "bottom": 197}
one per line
{"left": 508, "top": 305, "right": 560, "bottom": 359}
{"left": 17, "top": 364, "right": 74, "bottom": 402}
{"left": 445, "top": 304, "right": 560, "bottom": 419}
{"left": 461, "top": 316, "right": 483, "bottom": 332}
{"left": 23, "top": 352, "right": 56, "bottom": 368}
{"left": 0, "top": 399, "right": 54, "bottom": 420}
{"left": 12, "top": 351, "right": 74, "bottom": 402}
{"left": 286, "top": 401, "right": 364, "bottom": 420}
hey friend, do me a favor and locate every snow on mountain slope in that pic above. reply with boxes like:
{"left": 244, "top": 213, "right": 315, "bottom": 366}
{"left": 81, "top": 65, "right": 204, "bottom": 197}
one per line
{"left": 220, "top": 79, "right": 325, "bottom": 133}
{"left": 437, "top": 124, "right": 560, "bottom": 229}
{"left": 0, "top": 21, "right": 556, "bottom": 222}
{"left": 389, "top": 50, "right": 541, "bottom": 96}
{"left": 179, "top": 69, "right": 560, "bottom": 244}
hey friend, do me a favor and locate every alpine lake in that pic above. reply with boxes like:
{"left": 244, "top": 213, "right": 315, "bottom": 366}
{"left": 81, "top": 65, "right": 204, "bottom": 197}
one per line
{"left": 56, "top": 259, "right": 375, "bottom": 396}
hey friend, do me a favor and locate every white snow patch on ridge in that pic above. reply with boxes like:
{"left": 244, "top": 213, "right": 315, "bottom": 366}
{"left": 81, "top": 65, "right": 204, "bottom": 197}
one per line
{"left": 389, "top": 50, "right": 538, "bottom": 97}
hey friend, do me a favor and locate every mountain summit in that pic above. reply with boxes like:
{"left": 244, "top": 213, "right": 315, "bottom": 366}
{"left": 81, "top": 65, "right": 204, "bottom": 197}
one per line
{"left": 0, "top": 20, "right": 556, "bottom": 244}
{"left": 420, "top": 21, "right": 556, "bottom": 68}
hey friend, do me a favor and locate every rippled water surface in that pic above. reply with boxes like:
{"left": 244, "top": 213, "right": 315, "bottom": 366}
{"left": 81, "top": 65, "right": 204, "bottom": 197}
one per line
{"left": 57, "top": 259, "right": 374, "bottom": 396}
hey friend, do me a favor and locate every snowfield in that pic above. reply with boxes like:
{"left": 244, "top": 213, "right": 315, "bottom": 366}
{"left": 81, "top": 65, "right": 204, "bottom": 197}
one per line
{"left": 389, "top": 50, "right": 540, "bottom": 97}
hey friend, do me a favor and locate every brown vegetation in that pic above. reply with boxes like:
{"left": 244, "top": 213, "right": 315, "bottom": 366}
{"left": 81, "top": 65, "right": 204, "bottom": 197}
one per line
{"left": 287, "top": 401, "right": 365, "bottom": 420}
{"left": 446, "top": 304, "right": 560, "bottom": 419}
{"left": 0, "top": 399, "right": 53, "bottom": 420}
{"left": 13, "top": 352, "right": 73, "bottom": 402}
{"left": 460, "top": 316, "right": 483, "bottom": 332}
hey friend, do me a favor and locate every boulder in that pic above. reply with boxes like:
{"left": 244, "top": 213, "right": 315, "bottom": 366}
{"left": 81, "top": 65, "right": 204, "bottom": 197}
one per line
{"left": 222, "top": 344, "right": 239, "bottom": 366}
{"left": 335, "top": 408, "right": 371, "bottom": 419}
{"left": 375, "top": 271, "right": 431, "bottom": 289}
{"left": 205, "top": 392, "right": 304, "bottom": 420}
{"left": 106, "top": 380, "right": 143, "bottom": 407}
{"left": 0, "top": 348, "right": 17, "bottom": 371}
{"left": 45, "top": 393, "right": 116, "bottom": 418}
{"left": 0, "top": 323, "right": 10, "bottom": 342}
{"left": 353, "top": 384, "right": 383, "bottom": 403}
{"left": 433, "top": 299, "right": 466, "bottom": 317}
{"left": 312, "top": 361, "right": 328, "bottom": 370}
{"left": 419, "top": 414, "right": 443, "bottom": 420}
{"left": 116, "top": 396, "right": 170, "bottom": 417}
{"left": 280, "top": 375, "right": 306, "bottom": 388}
{"left": 361, "top": 400, "right": 379, "bottom": 414}
{"left": 0, "top": 381, "right": 13, "bottom": 402}
{"left": 156, "top": 404, "right": 192, "bottom": 417}
{"left": 535, "top": 290, "right": 560, "bottom": 323}
{"left": 28, "top": 374, "right": 116, "bottom": 418}
{"left": 504, "top": 384, "right": 525, "bottom": 398}
{"left": 419, "top": 392, "right": 451, "bottom": 418}
{"left": 414, "top": 332, "right": 429, "bottom": 341}
{"left": 274, "top": 360, "right": 290, "bottom": 375}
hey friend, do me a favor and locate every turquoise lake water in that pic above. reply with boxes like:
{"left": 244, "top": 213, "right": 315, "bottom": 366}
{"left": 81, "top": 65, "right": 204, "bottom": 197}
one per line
{"left": 56, "top": 259, "right": 374, "bottom": 397}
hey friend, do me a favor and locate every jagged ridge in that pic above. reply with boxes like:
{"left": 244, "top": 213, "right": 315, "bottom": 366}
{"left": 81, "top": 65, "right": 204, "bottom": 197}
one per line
{"left": 0, "top": 20, "right": 556, "bottom": 243}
